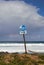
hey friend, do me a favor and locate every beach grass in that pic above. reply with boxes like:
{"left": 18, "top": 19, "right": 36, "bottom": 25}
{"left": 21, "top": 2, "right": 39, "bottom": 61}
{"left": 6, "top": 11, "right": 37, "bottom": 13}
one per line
{"left": 0, "top": 52, "right": 44, "bottom": 65}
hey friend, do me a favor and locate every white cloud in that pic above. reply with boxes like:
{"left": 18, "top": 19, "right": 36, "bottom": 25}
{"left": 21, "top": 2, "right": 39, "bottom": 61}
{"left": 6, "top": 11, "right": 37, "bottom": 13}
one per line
{"left": 0, "top": 0, "right": 22, "bottom": 1}
{"left": 0, "top": 1, "right": 44, "bottom": 28}
{"left": 0, "top": 1, "right": 44, "bottom": 40}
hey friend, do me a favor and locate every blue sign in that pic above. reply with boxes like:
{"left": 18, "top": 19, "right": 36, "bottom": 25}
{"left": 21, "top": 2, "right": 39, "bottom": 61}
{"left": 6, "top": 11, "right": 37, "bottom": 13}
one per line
{"left": 19, "top": 25, "right": 27, "bottom": 34}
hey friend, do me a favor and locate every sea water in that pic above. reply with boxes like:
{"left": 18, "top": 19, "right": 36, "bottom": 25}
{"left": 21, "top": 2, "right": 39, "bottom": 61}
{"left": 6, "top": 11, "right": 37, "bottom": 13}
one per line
{"left": 0, "top": 42, "right": 44, "bottom": 53}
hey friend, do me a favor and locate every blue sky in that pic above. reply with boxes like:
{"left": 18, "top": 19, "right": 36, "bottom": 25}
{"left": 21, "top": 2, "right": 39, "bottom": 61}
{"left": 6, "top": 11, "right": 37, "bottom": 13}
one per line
{"left": 0, "top": 0, "right": 44, "bottom": 41}
{"left": 24, "top": 0, "right": 44, "bottom": 16}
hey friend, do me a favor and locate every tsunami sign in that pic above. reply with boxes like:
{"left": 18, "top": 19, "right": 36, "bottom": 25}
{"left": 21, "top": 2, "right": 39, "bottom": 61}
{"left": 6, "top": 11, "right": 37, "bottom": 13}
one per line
{"left": 19, "top": 25, "right": 27, "bottom": 34}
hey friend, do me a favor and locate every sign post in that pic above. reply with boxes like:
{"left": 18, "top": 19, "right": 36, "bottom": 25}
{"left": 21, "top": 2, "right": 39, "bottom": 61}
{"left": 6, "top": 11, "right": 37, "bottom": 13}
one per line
{"left": 19, "top": 25, "right": 27, "bottom": 54}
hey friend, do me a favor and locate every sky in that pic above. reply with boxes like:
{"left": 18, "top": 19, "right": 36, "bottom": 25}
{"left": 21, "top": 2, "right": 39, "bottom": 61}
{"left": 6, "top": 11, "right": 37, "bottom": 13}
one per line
{"left": 0, "top": 0, "right": 44, "bottom": 41}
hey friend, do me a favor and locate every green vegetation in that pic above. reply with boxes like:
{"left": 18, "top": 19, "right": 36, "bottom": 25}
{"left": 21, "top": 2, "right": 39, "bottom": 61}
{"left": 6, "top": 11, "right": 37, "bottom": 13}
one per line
{"left": 0, "top": 52, "right": 44, "bottom": 65}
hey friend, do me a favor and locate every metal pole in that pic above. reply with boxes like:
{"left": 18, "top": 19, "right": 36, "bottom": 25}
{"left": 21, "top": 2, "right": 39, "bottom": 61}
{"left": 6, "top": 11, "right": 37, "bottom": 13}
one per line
{"left": 23, "top": 34, "right": 27, "bottom": 54}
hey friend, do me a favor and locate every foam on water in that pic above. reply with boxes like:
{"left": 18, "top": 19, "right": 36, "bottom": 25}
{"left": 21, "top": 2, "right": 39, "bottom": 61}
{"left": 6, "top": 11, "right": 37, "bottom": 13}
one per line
{"left": 0, "top": 43, "right": 44, "bottom": 53}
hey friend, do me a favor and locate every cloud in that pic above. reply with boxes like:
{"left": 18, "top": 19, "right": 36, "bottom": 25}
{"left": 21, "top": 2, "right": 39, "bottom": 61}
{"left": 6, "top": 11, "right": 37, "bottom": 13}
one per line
{"left": 0, "top": 1, "right": 44, "bottom": 40}
{"left": 0, "top": 0, "right": 22, "bottom": 1}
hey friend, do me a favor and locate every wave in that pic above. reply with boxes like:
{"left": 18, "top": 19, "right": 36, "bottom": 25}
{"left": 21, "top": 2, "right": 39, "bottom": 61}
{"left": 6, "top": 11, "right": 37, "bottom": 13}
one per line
{"left": 0, "top": 43, "right": 44, "bottom": 53}
{"left": 0, "top": 43, "right": 44, "bottom": 46}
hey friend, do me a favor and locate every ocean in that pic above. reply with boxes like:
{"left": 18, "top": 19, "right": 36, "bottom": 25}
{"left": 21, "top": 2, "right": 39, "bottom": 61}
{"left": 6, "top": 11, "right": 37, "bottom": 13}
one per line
{"left": 0, "top": 41, "right": 44, "bottom": 53}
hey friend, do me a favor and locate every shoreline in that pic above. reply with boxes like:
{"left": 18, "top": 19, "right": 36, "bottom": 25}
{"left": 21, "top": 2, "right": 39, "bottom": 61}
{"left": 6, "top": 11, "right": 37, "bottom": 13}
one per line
{"left": 0, "top": 43, "right": 44, "bottom": 53}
